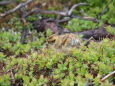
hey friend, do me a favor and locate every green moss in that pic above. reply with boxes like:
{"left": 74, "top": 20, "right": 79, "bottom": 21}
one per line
{"left": 0, "top": 0, "right": 115, "bottom": 85}
{"left": 66, "top": 18, "right": 97, "bottom": 32}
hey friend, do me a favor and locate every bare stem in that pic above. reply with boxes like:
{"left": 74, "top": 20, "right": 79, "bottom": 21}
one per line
{"left": 0, "top": 0, "right": 34, "bottom": 18}
{"left": 68, "top": 3, "right": 89, "bottom": 16}
{"left": 101, "top": 71, "right": 115, "bottom": 82}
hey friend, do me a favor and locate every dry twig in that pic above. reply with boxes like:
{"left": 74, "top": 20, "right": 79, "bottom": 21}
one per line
{"left": 0, "top": 0, "right": 13, "bottom": 6}
{"left": 24, "top": 8, "right": 67, "bottom": 17}
{"left": 101, "top": 71, "right": 115, "bottom": 82}
{"left": 24, "top": 3, "right": 98, "bottom": 23}
{"left": 0, "top": 0, "right": 33, "bottom": 18}
{"left": 67, "top": 3, "right": 89, "bottom": 15}
{"left": 24, "top": 3, "right": 89, "bottom": 17}
{"left": 0, "top": 1, "right": 99, "bottom": 23}
{"left": 57, "top": 16, "right": 99, "bottom": 23}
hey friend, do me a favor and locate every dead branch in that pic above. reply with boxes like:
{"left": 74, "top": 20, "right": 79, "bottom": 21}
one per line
{"left": 101, "top": 71, "right": 115, "bottom": 82}
{"left": 0, "top": 1, "right": 98, "bottom": 23}
{"left": 24, "top": 8, "right": 67, "bottom": 17}
{"left": 71, "top": 15, "right": 99, "bottom": 23}
{"left": 57, "top": 16, "right": 99, "bottom": 23}
{"left": 24, "top": 3, "right": 98, "bottom": 23}
{"left": 35, "top": 9, "right": 67, "bottom": 16}
{"left": 0, "top": 0, "right": 13, "bottom": 6}
{"left": 0, "top": 0, "right": 34, "bottom": 18}
{"left": 67, "top": 3, "right": 89, "bottom": 16}
{"left": 24, "top": 3, "right": 89, "bottom": 17}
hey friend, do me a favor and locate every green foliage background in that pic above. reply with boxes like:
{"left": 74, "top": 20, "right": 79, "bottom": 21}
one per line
{"left": 0, "top": 0, "right": 115, "bottom": 86}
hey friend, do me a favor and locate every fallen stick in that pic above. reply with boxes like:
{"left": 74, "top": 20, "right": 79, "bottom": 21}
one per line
{"left": 101, "top": 71, "right": 115, "bottom": 82}
{"left": 24, "top": 2, "right": 98, "bottom": 23}
{"left": 0, "top": 0, "right": 13, "bottom": 6}
{"left": 24, "top": 3, "right": 89, "bottom": 17}
{"left": 0, "top": 0, "right": 33, "bottom": 18}
{"left": 57, "top": 15, "right": 99, "bottom": 23}
{"left": 23, "top": 2, "right": 97, "bottom": 22}
{"left": 67, "top": 3, "right": 89, "bottom": 15}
